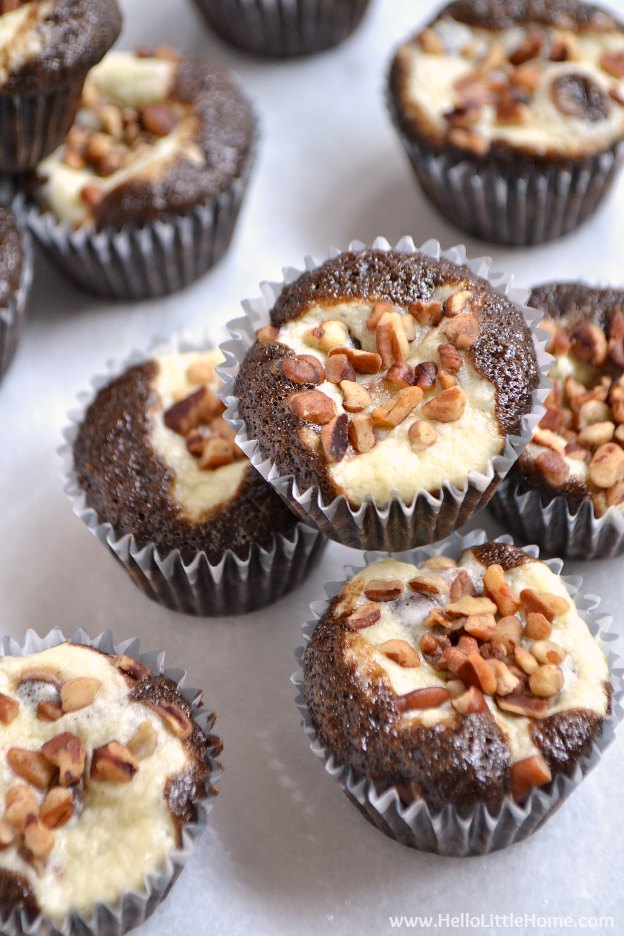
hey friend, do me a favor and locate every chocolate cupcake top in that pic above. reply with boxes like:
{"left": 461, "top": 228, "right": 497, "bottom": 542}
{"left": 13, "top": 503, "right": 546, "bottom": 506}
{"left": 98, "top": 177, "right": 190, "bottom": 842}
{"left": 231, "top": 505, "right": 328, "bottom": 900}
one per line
{"left": 234, "top": 249, "right": 540, "bottom": 508}
{"left": 0, "top": 642, "right": 216, "bottom": 923}
{"left": 73, "top": 349, "right": 300, "bottom": 563}
{"left": 390, "top": 0, "right": 624, "bottom": 161}
{"left": 513, "top": 282, "right": 624, "bottom": 516}
{"left": 35, "top": 47, "right": 255, "bottom": 231}
{"left": 0, "top": 208, "right": 22, "bottom": 313}
{"left": 304, "top": 542, "right": 610, "bottom": 809}
{"left": 0, "top": 0, "right": 121, "bottom": 94}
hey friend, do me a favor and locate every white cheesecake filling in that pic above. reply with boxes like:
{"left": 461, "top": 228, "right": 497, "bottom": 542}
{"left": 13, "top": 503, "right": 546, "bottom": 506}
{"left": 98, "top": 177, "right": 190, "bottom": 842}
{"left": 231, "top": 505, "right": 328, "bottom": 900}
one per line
{"left": 0, "top": 644, "right": 191, "bottom": 921}
{"left": 402, "top": 18, "right": 624, "bottom": 158}
{"left": 341, "top": 553, "right": 609, "bottom": 763}
{"left": 0, "top": 1, "right": 54, "bottom": 87}
{"left": 276, "top": 297, "right": 504, "bottom": 506}
{"left": 149, "top": 351, "right": 247, "bottom": 523}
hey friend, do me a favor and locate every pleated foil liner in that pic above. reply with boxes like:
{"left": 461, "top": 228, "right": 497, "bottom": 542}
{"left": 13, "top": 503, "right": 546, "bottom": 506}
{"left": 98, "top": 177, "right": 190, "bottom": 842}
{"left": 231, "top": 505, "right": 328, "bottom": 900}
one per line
{"left": 0, "top": 627, "right": 221, "bottom": 936}
{"left": 193, "top": 0, "right": 371, "bottom": 58}
{"left": 292, "top": 529, "right": 624, "bottom": 857}
{"left": 59, "top": 331, "right": 326, "bottom": 617}
{"left": 490, "top": 477, "right": 624, "bottom": 560}
{"left": 219, "top": 236, "right": 552, "bottom": 552}
{"left": 25, "top": 134, "right": 257, "bottom": 301}
{"left": 387, "top": 94, "right": 624, "bottom": 247}
{"left": 0, "top": 81, "right": 84, "bottom": 173}
{"left": 0, "top": 208, "right": 33, "bottom": 384}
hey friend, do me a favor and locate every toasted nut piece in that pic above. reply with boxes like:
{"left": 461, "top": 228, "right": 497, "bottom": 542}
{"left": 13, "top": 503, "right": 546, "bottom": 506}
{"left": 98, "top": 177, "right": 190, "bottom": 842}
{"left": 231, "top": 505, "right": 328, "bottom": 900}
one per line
{"left": 496, "top": 97, "right": 530, "bottom": 124}
{"left": 529, "top": 664, "right": 564, "bottom": 698}
{"left": 530, "top": 640, "right": 566, "bottom": 665}
{"left": 324, "top": 353, "right": 356, "bottom": 384}
{"left": 91, "top": 741, "right": 139, "bottom": 783}
{"left": 199, "top": 438, "right": 236, "bottom": 471}
{"left": 41, "top": 733, "right": 86, "bottom": 787}
{"left": 442, "top": 647, "right": 467, "bottom": 676}
{"left": 458, "top": 653, "right": 497, "bottom": 696}
{"left": 601, "top": 50, "right": 624, "bottom": 80}
{"left": 550, "top": 29, "right": 578, "bottom": 62}
{"left": 376, "top": 640, "right": 420, "bottom": 668}
{"left": 424, "top": 608, "right": 454, "bottom": 629}
{"left": 60, "top": 678, "right": 101, "bottom": 714}
{"left": 164, "top": 387, "right": 221, "bottom": 436}
{"left": 589, "top": 443, "right": 624, "bottom": 488}
{"left": 509, "top": 30, "right": 544, "bottom": 65}
{"left": 488, "top": 660, "right": 520, "bottom": 697}
{"left": 348, "top": 414, "right": 376, "bottom": 453}
{"left": 449, "top": 569, "right": 477, "bottom": 601}
{"left": 446, "top": 596, "right": 497, "bottom": 617}
{"left": 535, "top": 449, "right": 570, "bottom": 486}
{"left": 386, "top": 363, "right": 415, "bottom": 387}
{"left": 446, "top": 679, "right": 466, "bottom": 699}
{"left": 282, "top": 355, "right": 324, "bottom": 386}
{"left": 186, "top": 430, "right": 206, "bottom": 457}
{"left": 146, "top": 701, "right": 193, "bottom": 740}
{"left": 413, "top": 361, "right": 438, "bottom": 389}
{"left": 538, "top": 407, "right": 561, "bottom": 432}
{"left": 421, "top": 387, "right": 466, "bottom": 423}
{"left": 593, "top": 491, "right": 609, "bottom": 517}
{"left": 436, "top": 370, "right": 457, "bottom": 390}
{"left": 0, "top": 694, "right": 19, "bottom": 725}
{"left": 366, "top": 301, "right": 394, "bottom": 331}
{"left": 364, "top": 579, "right": 403, "bottom": 602}
{"left": 520, "top": 589, "right": 569, "bottom": 622}
{"left": 607, "top": 480, "right": 624, "bottom": 507}
{"left": 348, "top": 603, "right": 381, "bottom": 630}
{"left": 493, "top": 615, "right": 523, "bottom": 652}
{"left": 578, "top": 422, "right": 615, "bottom": 447}
{"left": 570, "top": 324, "right": 608, "bottom": 367}
{"left": 578, "top": 399, "right": 610, "bottom": 428}
{"left": 408, "top": 420, "right": 437, "bottom": 451}
{"left": 418, "top": 27, "right": 445, "bottom": 53}
{"left": 81, "top": 183, "right": 104, "bottom": 210}
{"left": 510, "top": 61, "right": 542, "bottom": 93}
{"left": 514, "top": 645, "right": 540, "bottom": 675}
{"left": 423, "top": 555, "right": 456, "bottom": 570}
{"left": 23, "top": 815, "right": 55, "bottom": 859}
{"left": 419, "top": 632, "right": 451, "bottom": 666}
{"left": 328, "top": 347, "right": 382, "bottom": 374}
{"left": 510, "top": 755, "right": 552, "bottom": 801}
{"left": 608, "top": 336, "right": 624, "bottom": 369}
{"left": 395, "top": 687, "right": 450, "bottom": 712}
{"left": 483, "top": 564, "right": 520, "bottom": 617}
{"left": 126, "top": 721, "right": 159, "bottom": 762}
{"left": 7, "top": 749, "right": 56, "bottom": 789}
{"left": 371, "top": 386, "right": 423, "bottom": 428}
{"left": 442, "top": 311, "right": 479, "bottom": 349}
{"left": 40, "top": 788, "right": 74, "bottom": 830}
{"left": 496, "top": 693, "right": 548, "bottom": 718}
{"left": 5, "top": 785, "right": 38, "bottom": 831}
{"left": 185, "top": 359, "right": 216, "bottom": 385}
{"left": 525, "top": 612, "right": 552, "bottom": 640}
{"left": 444, "top": 290, "right": 472, "bottom": 317}
{"left": 448, "top": 127, "right": 489, "bottom": 155}
{"left": 437, "top": 343, "right": 462, "bottom": 374}
{"left": 463, "top": 614, "right": 497, "bottom": 640}
{"left": 256, "top": 325, "right": 279, "bottom": 344}
{"left": 376, "top": 312, "right": 409, "bottom": 368}
{"left": 409, "top": 300, "right": 443, "bottom": 325}
{"left": 289, "top": 390, "right": 337, "bottom": 425}
{"left": 616, "top": 424, "right": 624, "bottom": 444}
{"left": 452, "top": 686, "right": 489, "bottom": 715}
{"left": 36, "top": 701, "right": 63, "bottom": 723}
{"left": 533, "top": 428, "right": 566, "bottom": 454}
{"left": 408, "top": 571, "right": 449, "bottom": 595}
{"left": 320, "top": 414, "right": 349, "bottom": 463}
{"left": 142, "top": 102, "right": 178, "bottom": 136}
{"left": 479, "top": 640, "right": 507, "bottom": 662}
{"left": 565, "top": 443, "right": 591, "bottom": 463}
{"left": 114, "top": 655, "right": 150, "bottom": 683}
{"left": 303, "top": 320, "right": 349, "bottom": 353}
{"left": 340, "top": 380, "right": 371, "bottom": 413}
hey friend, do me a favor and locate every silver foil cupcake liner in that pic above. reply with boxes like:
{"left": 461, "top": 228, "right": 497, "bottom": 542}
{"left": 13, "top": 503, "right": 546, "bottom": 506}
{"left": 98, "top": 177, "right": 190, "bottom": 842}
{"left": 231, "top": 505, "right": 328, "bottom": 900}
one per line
{"left": 292, "top": 529, "right": 624, "bottom": 856}
{"left": 25, "top": 134, "right": 257, "bottom": 301}
{"left": 193, "top": 0, "right": 371, "bottom": 58}
{"left": 219, "top": 235, "right": 552, "bottom": 551}
{"left": 59, "top": 331, "right": 326, "bottom": 617}
{"left": 0, "top": 207, "right": 33, "bottom": 385}
{"left": 490, "top": 477, "right": 624, "bottom": 560}
{"left": 0, "top": 626, "right": 221, "bottom": 935}
{"left": 0, "top": 81, "right": 85, "bottom": 173}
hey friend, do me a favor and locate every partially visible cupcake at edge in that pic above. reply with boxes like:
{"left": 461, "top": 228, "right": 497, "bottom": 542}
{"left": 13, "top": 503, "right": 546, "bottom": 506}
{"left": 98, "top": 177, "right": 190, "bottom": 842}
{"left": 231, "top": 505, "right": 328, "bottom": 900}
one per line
{"left": 0, "top": 0, "right": 121, "bottom": 171}
{"left": 0, "top": 206, "right": 30, "bottom": 385}
{"left": 27, "top": 46, "right": 256, "bottom": 299}
{"left": 389, "top": 0, "right": 624, "bottom": 245}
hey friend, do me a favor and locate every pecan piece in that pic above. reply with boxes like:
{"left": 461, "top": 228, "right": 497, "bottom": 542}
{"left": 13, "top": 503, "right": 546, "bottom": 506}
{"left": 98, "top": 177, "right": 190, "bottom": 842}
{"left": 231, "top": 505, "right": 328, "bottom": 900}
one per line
{"left": 535, "top": 449, "right": 569, "bottom": 486}
{"left": 421, "top": 386, "right": 466, "bottom": 422}
{"left": 531, "top": 640, "right": 566, "bottom": 665}
{"left": 304, "top": 320, "right": 349, "bottom": 353}
{"left": 510, "top": 755, "right": 552, "bottom": 801}
{"left": 37, "top": 702, "right": 63, "bottom": 723}
{"left": 7, "top": 749, "right": 56, "bottom": 789}
{"left": 529, "top": 664, "right": 564, "bottom": 698}
{"left": 376, "top": 640, "right": 420, "bottom": 668}
{"left": 509, "top": 31, "right": 543, "bottom": 66}
{"left": 40, "top": 788, "right": 74, "bottom": 830}
{"left": 324, "top": 353, "right": 356, "bottom": 384}
{"left": 60, "top": 677, "right": 101, "bottom": 714}
{"left": 371, "top": 386, "right": 423, "bottom": 428}
{"left": 447, "top": 595, "right": 497, "bottom": 617}
{"left": 550, "top": 30, "right": 578, "bottom": 62}
{"left": 408, "top": 571, "right": 449, "bottom": 595}
{"left": 366, "top": 301, "right": 394, "bottom": 331}
{"left": 520, "top": 589, "right": 569, "bottom": 622}
{"left": 464, "top": 613, "right": 497, "bottom": 641}
{"left": 488, "top": 660, "right": 520, "bottom": 697}
{"left": 347, "top": 603, "right": 381, "bottom": 630}
{"left": 514, "top": 645, "right": 540, "bottom": 675}
{"left": 551, "top": 73, "right": 610, "bottom": 122}
{"left": 114, "top": 655, "right": 150, "bottom": 683}
{"left": 570, "top": 323, "right": 608, "bottom": 367}
{"left": 146, "top": 701, "right": 193, "bottom": 740}
{"left": 449, "top": 569, "right": 477, "bottom": 601}
{"left": 589, "top": 443, "right": 624, "bottom": 488}
{"left": 328, "top": 347, "right": 382, "bottom": 374}
{"left": 142, "top": 102, "right": 178, "bottom": 136}
{"left": 364, "top": 579, "right": 403, "bottom": 602}
{"left": 320, "top": 414, "right": 349, "bottom": 463}
{"left": 127, "top": 721, "right": 158, "bottom": 761}
{"left": 340, "top": 380, "right": 371, "bottom": 413}
{"left": 282, "top": 355, "right": 324, "bottom": 385}
{"left": 348, "top": 414, "right": 376, "bottom": 453}
{"left": 457, "top": 653, "right": 497, "bottom": 696}
{"left": 386, "top": 363, "right": 415, "bottom": 387}
{"left": 442, "top": 311, "right": 479, "bottom": 349}
{"left": 448, "top": 127, "right": 489, "bottom": 155}
{"left": 376, "top": 312, "right": 409, "bottom": 368}
{"left": 524, "top": 612, "right": 552, "bottom": 640}
{"left": 600, "top": 50, "right": 624, "bottom": 79}
{"left": 413, "top": 361, "right": 438, "bottom": 389}
{"left": 0, "top": 694, "right": 19, "bottom": 725}
{"left": 408, "top": 420, "right": 437, "bottom": 451}
{"left": 409, "top": 299, "right": 442, "bottom": 326}
{"left": 418, "top": 27, "right": 444, "bottom": 54}
{"left": 483, "top": 564, "right": 520, "bottom": 616}
{"left": 289, "top": 390, "right": 337, "bottom": 425}
{"left": 23, "top": 816, "right": 55, "bottom": 860}
{"left": 41, "top": 733, "right": 86, "bottom": 787}
{"left": 91, "top": 741, "right": 139, "bottom": 783}
{"left": 437, "top": 343, "right": 462, "bottom": 374}
{"left": 164, "top": 387, "right": 220, "bottom": 436}
{"left": 423, "top": 555, "right": 456, "bottom": 570}
{"left": 5, "top": 786, "right": 38, "bottom": 831}
{"left": 493, "top": 615, "right": 523, "bottom": 652}
{"left": 496, "top": 694, "right": 548, "bottom": 718}
{"left": 199, "top": 438, "right": 235, "bottom": 470}
{"left": 444, "top": 290, "right": 471, "bottom": 317}
{"left": 395, "top": 687, "right": 450, "bottom": 713}
{"left": 451, "top": 686, "right": 488, "bottom": 715}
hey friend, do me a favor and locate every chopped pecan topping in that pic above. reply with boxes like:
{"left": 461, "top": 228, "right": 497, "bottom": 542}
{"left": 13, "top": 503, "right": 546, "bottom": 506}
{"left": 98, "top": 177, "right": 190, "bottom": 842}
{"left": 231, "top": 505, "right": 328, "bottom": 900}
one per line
{"left": 256, "top": 325, "right": 279, "bottom": 344}
{"left": 395, "top": 687, "right": 450, "bottom": 712}
{"left": 36, "top": 702, "right": 63, "bottom": 723}
{"left": 114, "top": 655, "right": 150, "bottom": 683}
{"left": 329, "top": 347, "right": 382, "bottom": 374}
{"left": 320, "top": 414, "right": 349, "bottom": 463}
{"left": 423, "top": 555, "right": 456, "bottom": 571}
{"left": 340, "top": 380, "right": 371, "bottom": 413}
{"left": 60, "top": 678, "right": 101, "bottom": 714}
{"left": 492, "top": 615, "right": 523, "bottom": 652}
{"left": 535, "top": 449, "right": 569, "bottom": 486}
{"left": 5, "top": 786, "right": 38, "bottom": 832}
{"left": 146, "top": 700, "right": 193, "bottom": 740}
{"left": 408, "top": 571, "right": 449, "bottom": 595}
{"left": 600, "top": 50, "right": 624, "bottom": 80}
{"left": 364, "top": 579, "right": 403, "bottom": 602}
{"left": 418, "top": 28, "right": 445, "bottom": 54}
{"left": 589, "top": 443, "right": 624, "bottom": 488}
{"left": 376, "top": 640, "right": 420, "bottom": 668}
{"left": 348, "top": 414, "right": 376, "bottom": 453}
{"left": 549, "top": 30, "right": 578, "bottom": 63}
{"left": 529, "top": 664, "right": 564, "bottom": 698}
{"left": 483, "top": 564, "right": 520, "bottom": 617}
{"left": 496, "top": 693, "right": 548, "bottom": 719}
{"left": 7, "top": 750, "right": 56, "bottom": 790}
{"left": 409, "top": 299, "right": 442, "bottom": 326}
{"left": 91, "top": 741, "right": 139, "bottom": 783}
{"left": 304, "top": 320, "right": 349, "bottom": 353}
{"left": 520, "top": 589, "right": 569, "bottom": 622}
{"left": 23, "top": 816, "right": 55, "bottom": 860}
{"left": 164, "top": 387, "right": 220, "bottom": 436}
{"left": 347, "top": 603, "right": 381, "bottom": 630}
{"left": 442, "top": 311, "right": 479, "bottom": 349}
{"left": 509, "top": 31, "right": 544, "bottom": 66}
{"left": 451, "top": 686, "right": 488, "bottom": 715}
{"left": 386, "top": 362, "right": 415, "bottom": 388}
{"left": 570, "top": 323, "right": 608, "bottom": 367}
{"left": 324, "top": 353, "right": 356, "bottom": 384}
{"left": 40, "top": 788, "right": 74, "bottom": 830}
{"left": 510, "top": 755, "right": 552, "bottom": 801}
{"left": 41, "top": 733, "right": 86, "bottom": 787}
{"left": 0, "top": 694, "right": 19, "bottom": 726}
{"left": 282, "top": 355, "right": 325, "bottom": 386}
{"left": 289, "top": 390, "right": 337, "bottom": 425}
{"left": 421, "top": 386, "right": 466, "bottom": 423}
{"left": 408, "top": 420, "right": 437, "bottom": 451}
{"left": 366, "top": 301, "right": 394, "bottom": 331}
{"left": 444, "top": 290, "right": 472, "bottom": 317}
{"left": 514, "top": 645, "right": 540, "bottom": 675}
{"left": 530, "top": 640, "right": 566, "bottom": 665}
{"left": 463, "top": 614, "right": 497, "bottom": 641}
{"left": 457, "top": 653, "right": 497, "bottom": 696}
{"left": 376, "top": 312, "right": 410, "bottom": 368}
{"left": 371, "top": 386, "right": 423, "bottom": 428}
{"left": 448, "top": 127, "right": 489, "bottom": 155}
{"left": 550, "top": 73, "right": 610, "bottom": 122}
{"left": 198, "top": 437, "right": 236, "bottom": 470}
{"left": 524, "top": 612, "right": 552, "bottom": 641}
{"left": 449, "top": 569, "right": 477, "bottom": 601}
{"left": 437, "top": 343, "right": 462, "bottom": 374}
{"left": 413, "top": 361, "right": 438, "bottom": 389}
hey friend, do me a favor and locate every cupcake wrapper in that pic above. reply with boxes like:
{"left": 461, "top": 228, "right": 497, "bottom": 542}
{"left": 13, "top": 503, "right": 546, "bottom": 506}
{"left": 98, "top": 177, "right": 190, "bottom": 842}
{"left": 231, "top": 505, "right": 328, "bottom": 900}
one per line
{"left": 60, "top": 331, "right": 326, "bottom": 617}
{"left": 193, "top": 0, "right": 370, "bottom": 58}
{"left": 292, "top": 529, "right": 624, "bottom": 856}
{"left": 0, "top": 627, "right": 221, "bottom": 936}
{"left": 0, "top": 82, "right": 85, "bottom": 173}
{"left": 0, "top": 208, "right": 33, "bottom": 384}
{"left": 26, "top": 136, "right": 257, "bottom": 301}
{"left": 490, "top": 477, "right": 624, "bottom": 560}
{"left": 219, "top": 236, "right": 552, "bottom": 551}
{"left": 388, "top": 98, "right": 624, "bottom": 246}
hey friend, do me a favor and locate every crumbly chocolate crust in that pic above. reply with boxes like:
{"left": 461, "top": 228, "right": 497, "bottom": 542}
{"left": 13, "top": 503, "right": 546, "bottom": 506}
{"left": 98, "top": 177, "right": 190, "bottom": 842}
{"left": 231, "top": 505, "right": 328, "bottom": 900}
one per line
{"left": 0, "top": 208, "right": 22, "bottom": 310}
{"left": 73, "top": 360, "right": 300, "bottom": 564}
{"left": 303, "top": 542, "right": 608, "bottom": 811}
{"left": 2, "top": 0, "right": 122, "bottom": 94}
{"left": 234, "top": 249, "right": 540, "bottom": 504}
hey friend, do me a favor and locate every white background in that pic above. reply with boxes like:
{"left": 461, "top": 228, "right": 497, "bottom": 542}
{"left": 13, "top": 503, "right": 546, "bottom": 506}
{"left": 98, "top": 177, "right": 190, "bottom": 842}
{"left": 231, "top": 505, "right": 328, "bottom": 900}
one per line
{"left": 1, "top": 0, "right": 623, "bottom": 934}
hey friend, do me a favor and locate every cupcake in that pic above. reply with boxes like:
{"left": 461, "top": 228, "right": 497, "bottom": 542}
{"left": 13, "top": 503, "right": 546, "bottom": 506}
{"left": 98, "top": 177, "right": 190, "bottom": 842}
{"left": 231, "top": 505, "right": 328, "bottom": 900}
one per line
{"left": 0, "top": 205, "right": 32, "bottom": 385}
{"left": 491, "top": 282, "right": 624, "bottom": 558}
{"left": 297, "top": 535, "right": 620, "bottom": 855}
{"left": 65, "top": 343, "right": 325, "bottom": 615}
{"left": 0, "top": 0, "right": 121, "bottom": 172}
{"left": 193, "top": 0, "right": 371, "bottom": 58}
{"left": 0, "top": 629, "right": 220, "bottom": 934}
{"left": 223, "top": 238, "right": 546, "bottom": 551}
{"left": 388, "top": 0, "right": 624, "bottom": 245}
{"left": 27, "top": 47, "right": 256, "bottom": 300}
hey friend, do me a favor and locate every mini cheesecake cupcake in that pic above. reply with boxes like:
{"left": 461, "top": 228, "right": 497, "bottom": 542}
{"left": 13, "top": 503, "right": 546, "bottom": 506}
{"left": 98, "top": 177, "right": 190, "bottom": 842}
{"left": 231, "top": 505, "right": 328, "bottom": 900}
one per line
{"left": 0, "top": 206, "right": 32, "bottom": 385}
{"left": 0, "top": 631, "right": 220, "bottom": 933}
{"left": 491, "top": 282, "right": 624, "bottom": 558}
{"left": 389, "top": 0, "right": 624, "bottom": 245}
{"left": 193, "top": 0, "right": 371, "bottom": 58}
{"left": 27, "top": 47, "right": 256, "bottom": 299}
{"left": 226, "top": 240, "right": 544, "bottom": 550}
{"left": 67, "top": 346, "right": 325, "bottom": 615}
{"left": 0, "top": 0, "right": 121, "bottom": 172}
{"left": 299, "top": 538, "right": 618, "bottom": 854}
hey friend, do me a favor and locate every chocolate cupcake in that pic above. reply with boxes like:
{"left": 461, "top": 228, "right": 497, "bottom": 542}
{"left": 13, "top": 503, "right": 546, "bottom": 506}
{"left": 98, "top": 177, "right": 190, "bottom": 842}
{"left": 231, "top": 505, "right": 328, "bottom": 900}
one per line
{"left": 27, "top": 47, "right": 256, "bottom": 299}
{"left": 0, "top": 0, "right": 121, "bottom": 172}
{"left": 491, "top": 282, "right": 624, "bottom": 558}
{"left": 64, "top": 341, "right": 325, "bottom": 615}
{"left": 389, "top": 0, "right": 624, "bottom": 245}
{"left": 295, "top": 532, "right": 621, "bottom": 855}
{"left": 0, "top": 205, "right": 32, "bottom": 385}
{"left": 222, "top": 237, "right": 547, "bottom": 551}
{"left": 0, "top": 628, "right": 220, "bottom": 935}
{"left": 193, "top": 0, "right": 371, "bottom": 58}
